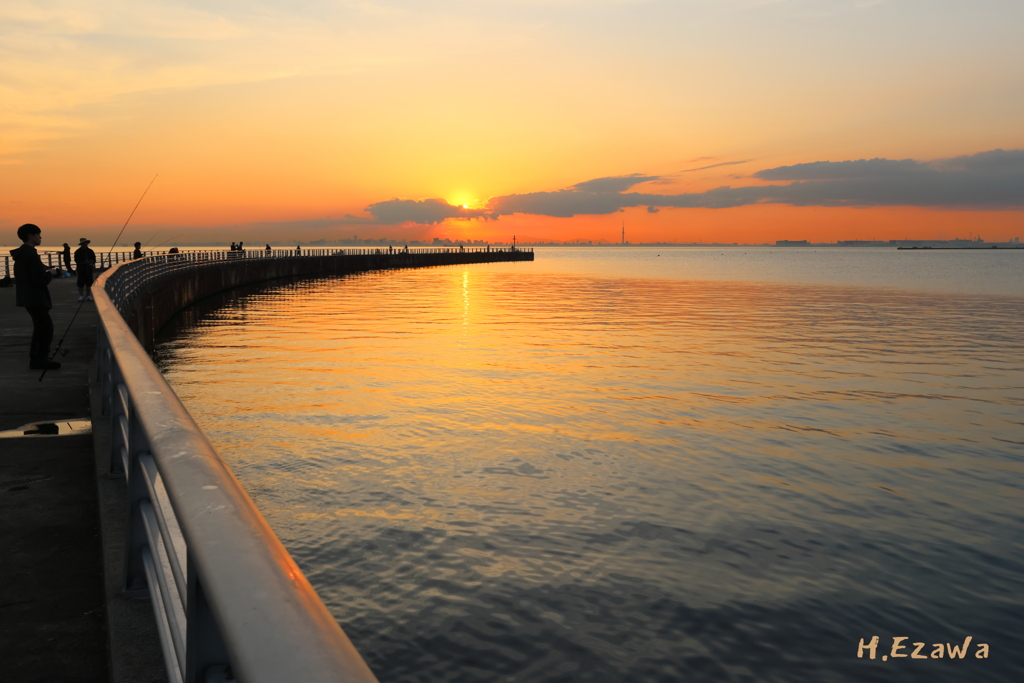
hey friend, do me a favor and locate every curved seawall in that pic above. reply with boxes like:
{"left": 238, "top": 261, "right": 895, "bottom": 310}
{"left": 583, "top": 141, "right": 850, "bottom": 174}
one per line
{"left": 112, "top": 249, "right": 533, "bottom": 347}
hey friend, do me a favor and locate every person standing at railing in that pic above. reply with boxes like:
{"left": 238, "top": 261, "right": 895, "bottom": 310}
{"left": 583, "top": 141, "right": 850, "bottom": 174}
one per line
{"left": 265, "top": 243, "right": 271, "bottom": 252}
{"left": 11, "top": 224, "right": 62, "bottom": 371}
{"left": 62, "top": 242, "right": 73, "bottom": 274}
{"left": 133, "top": 241, "right": 143, "bottom": 259}
{"left": 74, "top": 237, "right": 96, "bottom": 302}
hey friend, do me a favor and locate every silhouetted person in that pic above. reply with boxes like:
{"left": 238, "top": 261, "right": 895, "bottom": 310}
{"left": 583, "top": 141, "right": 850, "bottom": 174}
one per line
{"left": 265, "top": 244, "right": 271, "bottom": 252}
{"left": 62, "top": 242, "right": 72, "bottom": 273}
{"left": 11, "top": 224, "right": 61, "bottom": 370}
{"left": 295, "top": 245, "right": 301, "bottom": 254}
{"left": 238, "top": 241, "right": 244, "bottom": 253}
{"left": 74, "top": 237, "right": 96, "bottom": 301}
{"left": 133, "top": 241, "right": 143, "bottom": 259}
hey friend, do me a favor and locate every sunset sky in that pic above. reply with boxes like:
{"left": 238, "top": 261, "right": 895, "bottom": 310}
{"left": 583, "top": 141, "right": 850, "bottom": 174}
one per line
{"left": 3, "top": 0, "right": 1023, "bottom": 245}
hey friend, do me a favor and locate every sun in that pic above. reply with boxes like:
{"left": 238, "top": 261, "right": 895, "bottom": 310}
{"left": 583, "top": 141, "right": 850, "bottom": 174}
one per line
{"left": 447, "top": 191, "right": 477, "bottom": 209}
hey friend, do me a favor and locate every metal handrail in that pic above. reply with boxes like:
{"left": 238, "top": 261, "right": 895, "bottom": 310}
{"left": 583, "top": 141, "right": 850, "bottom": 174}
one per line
{"left": 5, "top": 246, "right": 533, "bottom": 282}
{"left": 94, "top": 254, "right": 384, "bottom": 683}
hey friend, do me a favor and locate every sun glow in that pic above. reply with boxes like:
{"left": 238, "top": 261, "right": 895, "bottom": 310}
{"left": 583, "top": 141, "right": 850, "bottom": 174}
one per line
{"left": 448, "top": 191, "right": 477, "bottom": 209}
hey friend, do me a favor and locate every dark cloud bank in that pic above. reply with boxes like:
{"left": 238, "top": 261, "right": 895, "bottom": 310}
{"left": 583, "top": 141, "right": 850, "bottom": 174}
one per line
{"left": 364, "top": 149, "right": 1024, "bottom": 224}
{"left": 363, "top": 198, "right": 495, "bottom": 225}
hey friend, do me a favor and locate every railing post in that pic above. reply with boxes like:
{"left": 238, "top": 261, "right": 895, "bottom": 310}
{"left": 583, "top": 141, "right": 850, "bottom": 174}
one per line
{"left": 185, "top": 557, "right": 233, "bottom": 683}
{"left": 111, "top": 382, "right": 131, "bottom": 476}
{"left": 123, "top": 447, "right": 153, "bottom": 596}
{"left": 97, "top": 325, "right": 109, "bottom": 383}
{"left": 101, "top": 345, "right": 114, "bottom": 417}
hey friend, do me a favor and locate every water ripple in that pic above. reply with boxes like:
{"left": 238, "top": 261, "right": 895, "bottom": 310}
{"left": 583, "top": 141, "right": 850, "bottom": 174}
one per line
{"left": 156, "top": 254, "right": 1024, "bottom": 682}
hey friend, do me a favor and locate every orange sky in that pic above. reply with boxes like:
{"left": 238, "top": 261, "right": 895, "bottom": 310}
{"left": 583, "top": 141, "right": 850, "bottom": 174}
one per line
{"left": 3, "top": 1, "right": 1023, "bottom": 245}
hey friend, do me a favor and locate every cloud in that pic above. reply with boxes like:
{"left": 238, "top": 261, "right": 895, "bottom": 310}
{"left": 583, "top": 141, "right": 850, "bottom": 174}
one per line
{"left": 754, "top": 157, "right": 926, "bottom": 180}
{"left": 680, "top": 159, "right": 753, "bottom": 173}
{"left": 932, "top": 147, "right": 1024, "bottom": 173}
{"left": 482, "top": 149, "right": 1024, "bottom": 217}
{"left": 355, "top": 149, "right": 1024, "bottom": 225}
{"left": 742, "top": 148, "right": 1024, "bottom": 207}
{"left": 488, "top": 189, "right": 632, "bottom": 218}
{"left": 365, "top": 197, "right": 494, "bottom": 225}
{"left": 571, "top": 174, "right": 659, "bottom": 193}
{"left": 484, "top": 173, "right": 658, "bottom": 218}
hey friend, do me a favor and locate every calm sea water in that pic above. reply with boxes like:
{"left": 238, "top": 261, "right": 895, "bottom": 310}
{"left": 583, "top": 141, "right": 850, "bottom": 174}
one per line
{"left": 154, "top": 247, "right": 1024, "bottom": 683}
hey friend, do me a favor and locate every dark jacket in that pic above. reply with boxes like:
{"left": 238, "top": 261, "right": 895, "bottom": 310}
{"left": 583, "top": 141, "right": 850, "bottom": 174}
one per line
{"left": 10, "top": 244, "right": 53, "bottom": 309}
{"left": 75, "top": 245, "right": 96, "bottom": 268}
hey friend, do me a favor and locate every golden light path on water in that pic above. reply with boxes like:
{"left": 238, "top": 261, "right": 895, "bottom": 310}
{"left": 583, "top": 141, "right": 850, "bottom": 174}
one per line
{"left": 155, "top": 249, "right": 1024, "bottom": 683}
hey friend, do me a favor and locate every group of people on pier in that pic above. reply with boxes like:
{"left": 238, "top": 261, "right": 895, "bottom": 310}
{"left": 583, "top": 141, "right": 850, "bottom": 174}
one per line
{"left": 8, "top": 225, "right": 109, "bottom": 371}
{"left": 230, "top": 242, "right": 287, "bottom": 253}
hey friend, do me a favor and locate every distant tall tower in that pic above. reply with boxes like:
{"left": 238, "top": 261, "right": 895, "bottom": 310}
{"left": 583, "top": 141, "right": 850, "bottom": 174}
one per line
{"left": 621, "top": 222, "right": 625, "bottom": 245}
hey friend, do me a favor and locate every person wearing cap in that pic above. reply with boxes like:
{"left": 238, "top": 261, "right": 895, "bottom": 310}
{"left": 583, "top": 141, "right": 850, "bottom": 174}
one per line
{"left": 11, "top": 223, "right": 62, "bottom": 370}
{"left": 74, "top": 237, "right": 96, "bottom": 301}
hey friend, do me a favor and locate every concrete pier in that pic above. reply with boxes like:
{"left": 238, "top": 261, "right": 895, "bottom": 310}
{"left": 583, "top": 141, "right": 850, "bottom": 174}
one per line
{"left": 117, "top": 249, "right": 534, "bottom": 347}
{"left": 0, "top": 276, "right": 108, "bottom": 683}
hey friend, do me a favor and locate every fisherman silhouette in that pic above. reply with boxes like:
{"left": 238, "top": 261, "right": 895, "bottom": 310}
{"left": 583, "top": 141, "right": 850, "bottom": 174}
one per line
{"left": 11, "top": 224, "right": 61, "bottom": 370}
{"left": 74, "top": 237, "right": 96, "bottom": 302}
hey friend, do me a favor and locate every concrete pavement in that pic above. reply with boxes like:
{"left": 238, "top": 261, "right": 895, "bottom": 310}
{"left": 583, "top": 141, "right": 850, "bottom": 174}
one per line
{"left": 1, "top": 275, "right": 108, "bottom": 682}
{"left": 1, "top": 275, "right": 164, "bottom": 683}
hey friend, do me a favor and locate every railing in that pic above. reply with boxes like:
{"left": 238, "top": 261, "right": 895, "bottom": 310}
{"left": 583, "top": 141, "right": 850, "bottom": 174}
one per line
{"left": 2, "top": 250, "right": 157, "bottom": 277}
{"left": 2, "top": 246, "right": 530, "bottom": 280}
{"left": 98, "top": 247, "right": 528, "bottom": 312}
{"left": 93, "top": 252, "right": 392, "bottom": 683}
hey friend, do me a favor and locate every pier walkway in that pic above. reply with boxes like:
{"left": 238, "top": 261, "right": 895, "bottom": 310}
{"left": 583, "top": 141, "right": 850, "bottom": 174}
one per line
{"left": 0, "top": 276, "right": 111, "bottom": 682}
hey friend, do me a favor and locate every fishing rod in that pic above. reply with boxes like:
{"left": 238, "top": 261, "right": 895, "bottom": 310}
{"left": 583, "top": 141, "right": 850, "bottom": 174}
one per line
{"left": 107, "top": 174, "right": 158, "bottom": 257}
{"left": 40, "top": 175, "right": 158, "bottom": 382}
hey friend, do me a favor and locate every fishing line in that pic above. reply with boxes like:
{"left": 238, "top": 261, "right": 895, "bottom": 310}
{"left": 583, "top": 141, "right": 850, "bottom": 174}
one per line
{"left": 142, "top": 229, "right": 161, "bottom": 249}
{"left": 154, "top": 232, "right": 184, "bottom": 248}
{"left": 39, "top": 175, "right": 159, "bottom": 382}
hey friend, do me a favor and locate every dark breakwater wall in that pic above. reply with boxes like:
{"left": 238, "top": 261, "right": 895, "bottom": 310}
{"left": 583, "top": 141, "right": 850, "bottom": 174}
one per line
{"left": 119, "top": 250, "right": 533, "bottom": 347}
